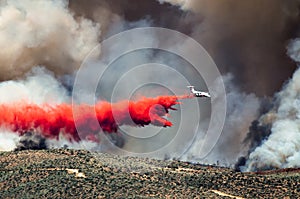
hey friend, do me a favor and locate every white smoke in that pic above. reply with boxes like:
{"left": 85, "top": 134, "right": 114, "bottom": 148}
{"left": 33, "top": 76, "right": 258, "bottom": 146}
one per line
{"left": 0, "top": 0, "right": 100, "bottom": 80}
{"left": 244, "top": 40, "right": 300, "bottom": 171}
{"left": 158, "top": 0, "right": 190, "bottom": 9}
{"left": 0, "top": 67, "right": 69, "bottom": 104}
{"left": 0, "top": 130, "right": 20, "bottom": 151}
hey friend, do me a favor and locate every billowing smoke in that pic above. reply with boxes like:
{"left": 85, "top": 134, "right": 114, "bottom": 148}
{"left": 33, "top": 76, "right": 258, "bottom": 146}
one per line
{"left": 0, "top": 67, "right": 69, "bottom": 104}
{"left": 159, "top": 0, "right": 300, "bottom": 96}
{"left": 15, "top": 131, "right": 47, "bottom": 151}
{"left": 0, "top": 0, "right": 100, "bottom": 80}
{"left": 0, "top": 130, "right": 20, "bottom": 151}
{"left": 240, "top": 39, "right": 300, "bottom": 171}
{"left": 158, "top": 0, "right": 189, "bottom": 9}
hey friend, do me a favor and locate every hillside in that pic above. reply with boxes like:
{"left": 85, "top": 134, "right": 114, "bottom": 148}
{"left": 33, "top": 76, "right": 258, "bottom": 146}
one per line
{"left": 0, "top": 149, "right": 299, "bottom": 198}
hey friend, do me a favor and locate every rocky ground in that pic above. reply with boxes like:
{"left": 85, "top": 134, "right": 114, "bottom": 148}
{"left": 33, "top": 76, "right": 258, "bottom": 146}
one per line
{"left": 0, "top": 149, "right": 299, "bottom": 198}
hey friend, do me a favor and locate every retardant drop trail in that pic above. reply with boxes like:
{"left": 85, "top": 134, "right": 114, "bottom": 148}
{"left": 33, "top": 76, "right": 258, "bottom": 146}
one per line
{"left": 0, "top": 95, "right": 191, "bottom": 142}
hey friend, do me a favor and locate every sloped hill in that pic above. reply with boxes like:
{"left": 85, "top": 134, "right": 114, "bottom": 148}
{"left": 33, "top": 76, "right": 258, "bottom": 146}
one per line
{"left": 0, "top": 149, "right": 299, "bottom": 198}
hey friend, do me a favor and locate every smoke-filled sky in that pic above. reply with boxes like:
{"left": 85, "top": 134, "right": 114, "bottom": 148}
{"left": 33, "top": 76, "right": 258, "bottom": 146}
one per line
{"left": 70, "top": 0, "right": 300, "bottom": 96}
{"left": 1, "top": 0, "right": 299, "bottom": 95}
{"left": 0, "top": 0, "right": 299, "bottom": 93}
{"left": 1, "top": 0, "right": 300, "bottom": 171}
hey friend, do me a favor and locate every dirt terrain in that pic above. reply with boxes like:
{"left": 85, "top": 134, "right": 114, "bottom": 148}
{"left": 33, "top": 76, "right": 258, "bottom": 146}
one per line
{"left": 0, "top": 149, "right": 299, "bottom": 198}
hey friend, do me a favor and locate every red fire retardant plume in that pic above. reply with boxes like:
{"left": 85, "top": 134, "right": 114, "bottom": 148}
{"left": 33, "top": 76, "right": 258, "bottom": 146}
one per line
{"left": 0, "top": 95, "right": 190, "bottom": 142}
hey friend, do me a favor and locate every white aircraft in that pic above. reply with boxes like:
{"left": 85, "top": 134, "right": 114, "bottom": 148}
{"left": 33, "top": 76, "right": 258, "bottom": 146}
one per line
{"left": 187, "top": 86, "right": 211, "bottom": 98}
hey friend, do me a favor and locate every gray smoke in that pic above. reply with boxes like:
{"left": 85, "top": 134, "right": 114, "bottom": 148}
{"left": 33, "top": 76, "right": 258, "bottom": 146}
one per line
{"left": 71, "top": 0, "right": 300, "bottom": 96}
{"left": 15, "top": 131, "right": 47, "bottom": 151}
{"left": 182, "top": 74, "right": 261, "bottom": 166}
{"left": 159, "top": 0, "right": 300, "bottom": 96}
{"left": 242, "top": 39, "right": 300, "bottom": 171}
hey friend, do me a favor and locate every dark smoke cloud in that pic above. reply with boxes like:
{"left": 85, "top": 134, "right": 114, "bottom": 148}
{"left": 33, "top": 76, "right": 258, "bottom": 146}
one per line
{"left": 242, "top": 40, "right": 300, "bottom": 171}
{"left": 240, "top": 98, "right": 274, "bottom": 156}
{"left": 15, "top": 132, "right": 47, "bottom": 151}
{"left": 187, "top": 0, "right": 300, "bottom": 96}
{"left": 235, "top": 120, "right": 273, "bottom": 171}
{"left": 70, "top": 0, "right": 300, "bottom": 96}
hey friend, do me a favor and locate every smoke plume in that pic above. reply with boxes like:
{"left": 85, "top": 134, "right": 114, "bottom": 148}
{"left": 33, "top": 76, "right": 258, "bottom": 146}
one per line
{"left": 0, "top": 0, "right": 100, "bottom": 80}
{"left": 241, "top": 39, "right": 300, "bottom": 171}
{"left": 159, "top": 0, "right": 300, "bottom": 96}
{"left": 15, "top": 131, "right": 47, "bottom": 151}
